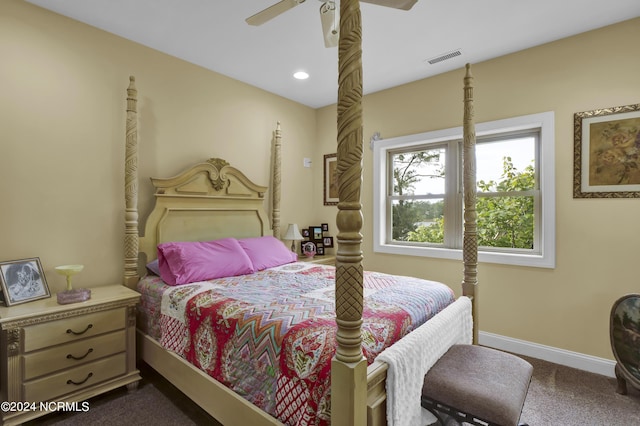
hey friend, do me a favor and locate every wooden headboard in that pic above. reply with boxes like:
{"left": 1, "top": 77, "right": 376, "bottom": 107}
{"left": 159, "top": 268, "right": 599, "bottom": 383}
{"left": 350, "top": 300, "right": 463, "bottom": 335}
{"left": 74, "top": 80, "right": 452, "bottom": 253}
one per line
{"left": 123, "top": 77, "right": 282, "bottom": 289}
{"left": 138, "top": 158, "right": 270, "bottom": 265}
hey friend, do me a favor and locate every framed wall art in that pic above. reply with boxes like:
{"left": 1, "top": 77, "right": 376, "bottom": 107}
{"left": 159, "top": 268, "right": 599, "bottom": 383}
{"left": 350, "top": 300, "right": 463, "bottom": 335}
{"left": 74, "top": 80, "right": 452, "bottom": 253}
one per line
{"left": 324, "top": 153, "right": 338, "bottom": 205}
{"left": 574, "top": 103, "right": 640, "bottom": 198}
{"left": 0, "top": 257, "right": 50, "bottom": 306}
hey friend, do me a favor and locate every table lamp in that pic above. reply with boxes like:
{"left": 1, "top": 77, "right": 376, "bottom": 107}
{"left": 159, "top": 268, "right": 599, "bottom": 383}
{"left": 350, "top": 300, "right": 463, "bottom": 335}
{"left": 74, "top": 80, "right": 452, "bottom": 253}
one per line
{"left": 284, "top": 223, "right": 304, "bottom": 252}
{"left": 55, "top": 264, "right": 91, "bottom": 304}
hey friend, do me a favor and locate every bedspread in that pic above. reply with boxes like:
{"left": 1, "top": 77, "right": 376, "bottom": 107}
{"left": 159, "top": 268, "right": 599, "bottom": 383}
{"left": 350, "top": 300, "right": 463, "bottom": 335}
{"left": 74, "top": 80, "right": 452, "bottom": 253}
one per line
{"left": 137, "top": 262, "right": 455, "bottom": 426}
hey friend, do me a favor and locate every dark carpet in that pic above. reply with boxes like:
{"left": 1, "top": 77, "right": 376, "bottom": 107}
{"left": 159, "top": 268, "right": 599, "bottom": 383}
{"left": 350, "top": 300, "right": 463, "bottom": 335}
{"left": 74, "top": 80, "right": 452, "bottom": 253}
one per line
{"left": 519, "top": 356, "right": 640, "bottom": 425}
{"left": 25, "top": 357, "right": 640, "bottom": 425}
{"left": 25, "top": 363, "right": 219, "bottom": 426}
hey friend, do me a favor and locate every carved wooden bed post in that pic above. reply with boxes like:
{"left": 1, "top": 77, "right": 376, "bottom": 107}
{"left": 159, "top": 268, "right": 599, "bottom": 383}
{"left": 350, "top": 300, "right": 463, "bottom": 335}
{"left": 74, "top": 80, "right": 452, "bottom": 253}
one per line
{"left": 331, "top": 0, "right": 367, "bottom": 425}
{"left": 124, "top": 75, "right": 140, "bottom": 288}
{"left": 461, "top": 64, "right": 478, "bottom": 344}
{"left": 272, "top": 122, "right": 282, "bottom": 239}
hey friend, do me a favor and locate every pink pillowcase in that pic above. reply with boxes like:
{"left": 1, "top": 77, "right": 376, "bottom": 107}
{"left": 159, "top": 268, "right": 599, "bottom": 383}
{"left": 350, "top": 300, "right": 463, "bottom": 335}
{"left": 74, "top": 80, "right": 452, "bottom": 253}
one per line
{"left": 157, "top": 238, "right": 255, "bottom": 285}
{"left": 238, "top": 236, "right": 297, "bottom": 271}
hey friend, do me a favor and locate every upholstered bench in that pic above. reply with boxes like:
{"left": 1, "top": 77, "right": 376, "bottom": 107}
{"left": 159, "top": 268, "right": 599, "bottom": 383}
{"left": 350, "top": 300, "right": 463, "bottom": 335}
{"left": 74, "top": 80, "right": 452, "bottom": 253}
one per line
{"left": 421, "top": 344, "right": 533, "bottom": 426}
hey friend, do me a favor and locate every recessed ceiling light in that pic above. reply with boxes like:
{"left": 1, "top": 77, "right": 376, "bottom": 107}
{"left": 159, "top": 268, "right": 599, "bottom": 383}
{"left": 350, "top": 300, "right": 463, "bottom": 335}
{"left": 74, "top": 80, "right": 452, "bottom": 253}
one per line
{"left": 293, "top": 71, "right": 309, "bottom": 80}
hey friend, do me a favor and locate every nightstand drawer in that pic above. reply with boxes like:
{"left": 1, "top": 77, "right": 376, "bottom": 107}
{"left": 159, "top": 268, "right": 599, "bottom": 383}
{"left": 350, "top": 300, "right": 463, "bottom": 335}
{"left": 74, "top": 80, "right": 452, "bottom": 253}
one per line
{"left": 23, "top": 308, "right": 126, "bottom": 352}
{"left": 24, "top": 352, "right": 126, "bottom": 402}
{"left": 23, "top": 330, "right": 126, "bottom": 380}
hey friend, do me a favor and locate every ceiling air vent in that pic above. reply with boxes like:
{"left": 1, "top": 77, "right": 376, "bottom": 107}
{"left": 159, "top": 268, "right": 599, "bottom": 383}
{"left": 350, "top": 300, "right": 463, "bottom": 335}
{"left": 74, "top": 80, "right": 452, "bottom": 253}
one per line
{"left": 426, "top": 49, "right": 462, "bottom": 65}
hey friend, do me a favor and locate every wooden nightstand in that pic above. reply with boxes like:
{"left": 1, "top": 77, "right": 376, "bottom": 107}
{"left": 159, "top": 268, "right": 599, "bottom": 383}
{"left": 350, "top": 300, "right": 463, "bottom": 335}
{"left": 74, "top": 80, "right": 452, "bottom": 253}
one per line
{"left": 299, "top": 256, "right": 336, "bottom": 266}
{"left": 0, "top": 285, "right": 140, "bottom": 425}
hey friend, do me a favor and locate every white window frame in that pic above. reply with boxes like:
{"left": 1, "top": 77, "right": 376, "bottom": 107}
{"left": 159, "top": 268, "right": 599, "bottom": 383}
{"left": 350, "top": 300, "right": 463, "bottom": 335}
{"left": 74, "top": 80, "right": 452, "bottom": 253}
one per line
{"left": 373, "top": 111, "right": 555, "bottom": 268}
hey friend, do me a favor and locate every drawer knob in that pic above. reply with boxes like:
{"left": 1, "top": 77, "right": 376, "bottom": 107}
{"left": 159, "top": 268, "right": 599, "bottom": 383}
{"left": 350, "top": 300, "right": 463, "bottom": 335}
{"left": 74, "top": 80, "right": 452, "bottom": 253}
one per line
{"left": 67, "top": 372, "right": 93, "bottom": 386}
{"left": 66, "top": 324, "right": 93, "bottom": 336}
{"left": 66, "top": 348, "right": 94, "bottom": 361}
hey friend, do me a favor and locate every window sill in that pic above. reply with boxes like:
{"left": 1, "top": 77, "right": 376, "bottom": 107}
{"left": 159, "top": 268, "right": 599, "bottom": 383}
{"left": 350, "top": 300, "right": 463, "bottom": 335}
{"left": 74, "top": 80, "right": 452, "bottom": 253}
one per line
{"left": 373, "top": 243, "right": 555, "bottom": 268}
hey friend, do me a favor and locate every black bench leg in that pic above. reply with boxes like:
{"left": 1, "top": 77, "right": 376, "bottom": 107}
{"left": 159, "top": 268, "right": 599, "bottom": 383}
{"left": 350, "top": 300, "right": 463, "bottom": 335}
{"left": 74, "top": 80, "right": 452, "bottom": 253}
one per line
{"left": 423, "top": 407, "right": 461, "bottom": 426}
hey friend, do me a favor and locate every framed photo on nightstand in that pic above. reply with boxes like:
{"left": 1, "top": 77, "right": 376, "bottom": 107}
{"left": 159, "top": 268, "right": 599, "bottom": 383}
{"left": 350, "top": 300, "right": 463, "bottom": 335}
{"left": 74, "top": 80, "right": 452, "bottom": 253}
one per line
{"left": 301, "top": 241, "right": 317, "bottom": 257}
{"left": 310, "top": 226, "right": 323, "bottom": 241}
{"left": 0, "top": 257, "right": 50, "bottom": 306}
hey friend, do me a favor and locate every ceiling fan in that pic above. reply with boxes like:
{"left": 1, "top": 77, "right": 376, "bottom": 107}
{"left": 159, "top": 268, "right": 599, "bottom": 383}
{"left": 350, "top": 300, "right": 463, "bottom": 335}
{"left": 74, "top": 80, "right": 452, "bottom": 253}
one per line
{"left": 246, "top": 0, "right": 418, "bottom": 48}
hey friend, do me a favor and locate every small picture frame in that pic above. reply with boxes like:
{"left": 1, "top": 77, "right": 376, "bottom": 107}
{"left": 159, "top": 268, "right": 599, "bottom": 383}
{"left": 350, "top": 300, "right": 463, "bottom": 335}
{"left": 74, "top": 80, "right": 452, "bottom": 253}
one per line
{"left": 317, "top": 246, "right": 325, "bottom": 255}
{"left": 324, "top": 153, "right": 338, "bottom": 206}
{"left": 321, "top": 223, "right": 329, "bottom": 232}
{"left": 301, "top": 228, "right": 310, "bottom": 238}
{"left": 310, "top": 226, "right": 323, "bottom": 241}
{"left": 0, "top": 258, "right": 50, "bottom": 306}
{"left": 301, "top": 241, "right": 317, "bottom": 257}
{"left": 323, "top": 236, "right": 334, "bottom": 248}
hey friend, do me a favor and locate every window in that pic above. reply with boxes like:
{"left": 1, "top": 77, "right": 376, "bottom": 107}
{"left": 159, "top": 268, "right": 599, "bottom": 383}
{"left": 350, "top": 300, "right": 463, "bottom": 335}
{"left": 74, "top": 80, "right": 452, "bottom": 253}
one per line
{"left": 373, "top": 112, "right": 555, "bottom": 268}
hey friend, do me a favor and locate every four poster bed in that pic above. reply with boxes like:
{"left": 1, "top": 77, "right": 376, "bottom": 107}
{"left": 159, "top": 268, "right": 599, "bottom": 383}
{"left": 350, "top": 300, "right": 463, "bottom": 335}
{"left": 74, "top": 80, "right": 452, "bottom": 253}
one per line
{"left": 122, "top": 2, "right": 478, "bottom": 425}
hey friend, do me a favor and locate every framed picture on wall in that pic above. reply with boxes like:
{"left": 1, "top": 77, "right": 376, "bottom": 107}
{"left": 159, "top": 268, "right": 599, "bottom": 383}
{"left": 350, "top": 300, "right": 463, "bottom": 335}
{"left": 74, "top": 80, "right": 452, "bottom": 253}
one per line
{"left": 323, "top": 236, "right": 334, "bottom": 248}
{"left": 324, "top": 153, "right": 338, "bottom": 205}
{"left": 0, "top": 258, "right": 50, "bottom": 306}
{"left": 574, "top": 103, "right": 640, "bottom": 198}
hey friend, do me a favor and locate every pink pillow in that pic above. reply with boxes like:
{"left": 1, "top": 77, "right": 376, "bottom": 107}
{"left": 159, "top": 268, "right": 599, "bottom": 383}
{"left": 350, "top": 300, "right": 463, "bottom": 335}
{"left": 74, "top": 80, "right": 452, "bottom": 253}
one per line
{"left": 157, "top": 238, "right": 255, "bottom": 285}
{"left": 238, "top": 236, "right": 297, "bottom": 271}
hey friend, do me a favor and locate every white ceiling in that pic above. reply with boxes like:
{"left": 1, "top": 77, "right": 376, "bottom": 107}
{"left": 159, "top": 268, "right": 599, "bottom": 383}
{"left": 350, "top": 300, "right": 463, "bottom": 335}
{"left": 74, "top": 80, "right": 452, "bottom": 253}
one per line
{"left": 25, "top": 0, "right": 640, "bottom": 108}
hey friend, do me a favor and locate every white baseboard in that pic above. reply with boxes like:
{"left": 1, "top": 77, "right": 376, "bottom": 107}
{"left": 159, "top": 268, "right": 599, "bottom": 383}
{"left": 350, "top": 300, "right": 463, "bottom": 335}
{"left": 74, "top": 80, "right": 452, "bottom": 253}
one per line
{"left": 478, "top": 331, "right": 616, "bottom": 378}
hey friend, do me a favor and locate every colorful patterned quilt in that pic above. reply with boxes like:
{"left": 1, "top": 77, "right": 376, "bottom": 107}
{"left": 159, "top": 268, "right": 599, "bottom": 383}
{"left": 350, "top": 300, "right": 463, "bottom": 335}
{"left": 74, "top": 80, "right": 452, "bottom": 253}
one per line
{"left": 137, "top": 262, "right": 455, "bottom": 426}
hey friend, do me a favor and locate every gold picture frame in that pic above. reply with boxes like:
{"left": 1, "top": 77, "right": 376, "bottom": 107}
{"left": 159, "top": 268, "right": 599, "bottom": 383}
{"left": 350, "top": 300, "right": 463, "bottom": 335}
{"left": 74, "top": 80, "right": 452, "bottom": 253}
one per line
{"left": 324, "top": 153, "right": 338, "bottom": 205}
{"left": 0, "top": 257, "right": 51, "bottom": 306}
{"left": 574, "top": 103, "right": 640, "bottom": 198}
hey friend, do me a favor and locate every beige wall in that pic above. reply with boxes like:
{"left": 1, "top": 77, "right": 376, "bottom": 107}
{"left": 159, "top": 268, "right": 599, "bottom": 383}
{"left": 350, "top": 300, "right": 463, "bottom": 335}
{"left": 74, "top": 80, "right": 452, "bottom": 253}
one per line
{"left": 316, "top": 17, "right": 640, "bottom": 360}
{"left": 1, "top": 0, "right": 317, "bottom": 292}
{"left": 3, "top": 0, "right": 639, "bottom": 362}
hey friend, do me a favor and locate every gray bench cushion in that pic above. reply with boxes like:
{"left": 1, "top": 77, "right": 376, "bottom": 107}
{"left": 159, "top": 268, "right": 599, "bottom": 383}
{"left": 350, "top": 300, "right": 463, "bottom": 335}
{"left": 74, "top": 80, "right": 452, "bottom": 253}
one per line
{"left": 422, "top": 344, "right": 533, "bottom": 426}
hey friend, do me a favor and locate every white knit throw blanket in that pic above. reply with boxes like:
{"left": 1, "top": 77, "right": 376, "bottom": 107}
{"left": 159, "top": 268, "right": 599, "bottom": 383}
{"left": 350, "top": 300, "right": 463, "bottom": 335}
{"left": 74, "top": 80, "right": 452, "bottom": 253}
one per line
{"left": 376, "top": 296, "right": 473, "bottom": 426}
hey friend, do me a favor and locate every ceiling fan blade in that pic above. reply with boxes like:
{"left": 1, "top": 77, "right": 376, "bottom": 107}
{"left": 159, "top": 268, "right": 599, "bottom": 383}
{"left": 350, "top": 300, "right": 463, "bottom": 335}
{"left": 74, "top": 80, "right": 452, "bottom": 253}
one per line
{"left": 246, "top": 0, "right": 306, "bottom": 26}
{"left": 319, "top": 1, "right": 338, "bottom": 48}
{"left": 361, "top": 0, "right": 418, "bottom": 10}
